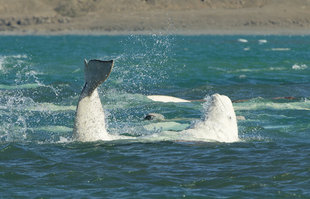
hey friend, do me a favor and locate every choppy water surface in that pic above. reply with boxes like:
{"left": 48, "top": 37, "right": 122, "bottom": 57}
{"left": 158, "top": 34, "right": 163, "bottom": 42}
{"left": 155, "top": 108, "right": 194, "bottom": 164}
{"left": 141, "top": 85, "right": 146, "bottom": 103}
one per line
{"left": 0, "top": 35, "right": 309, "bottom": 198}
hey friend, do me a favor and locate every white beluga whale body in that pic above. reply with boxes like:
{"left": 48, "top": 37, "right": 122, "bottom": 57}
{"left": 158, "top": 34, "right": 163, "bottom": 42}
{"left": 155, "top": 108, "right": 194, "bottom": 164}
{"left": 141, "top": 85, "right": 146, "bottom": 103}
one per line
{"left": 73, "top": 59, "right": 114, "bottom": 142}
{"left": 181, "top": 93, "right": 239, "bottom": 142}
{"left": 148, "top": 94, "right": 239, "bottom": 143}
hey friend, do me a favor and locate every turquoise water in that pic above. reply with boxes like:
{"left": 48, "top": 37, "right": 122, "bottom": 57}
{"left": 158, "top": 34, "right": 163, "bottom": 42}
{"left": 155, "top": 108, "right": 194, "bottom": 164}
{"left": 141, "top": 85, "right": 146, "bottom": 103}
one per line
{"left": 0, "top": 35, "right": 309, "bottom": 198}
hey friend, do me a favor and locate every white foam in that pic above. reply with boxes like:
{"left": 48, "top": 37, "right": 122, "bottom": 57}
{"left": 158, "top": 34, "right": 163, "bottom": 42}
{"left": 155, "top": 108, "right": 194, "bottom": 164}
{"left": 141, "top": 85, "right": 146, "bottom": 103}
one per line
{"left": 292, "top": 64, "right": 308, "bottom": 70}
{"left": 238, "top": 38, "right": 248, "bottom": 43}
{"left": 268, "top": 67, "right": 286, "bottom": 71}
{"left": 0, "top": 83, "right": 40, "bottom": 90}
{"left": 263, "top": 125, "right": 291, "bottom": 130}
{"left": 234, "top": 100, "right": 310, "bottom": 111}
{"left": 232, "top": 67, "right": 286, "bottom": 73}
{"left": 26, "top": 103, "right": 76, "bottom": 112}
{"left": 72, "top": 68, "right": 81, "bottom": 73}
{"left": 270, "top": 48, "right": 290, "bottom": 51}
{"left": 35, "top": 125, "right": 72, "bottom": 133}
{"left": 258, "top": 39, "right": 267, "bottom": 44}
{"left": 9, "top": 54, "right": 28, "bottom": 59}
{"left": 57, "top": 136, "right": 72, "bottom": 143}
{"left": 143, "top": 122, "right": 189, "bottom": 132}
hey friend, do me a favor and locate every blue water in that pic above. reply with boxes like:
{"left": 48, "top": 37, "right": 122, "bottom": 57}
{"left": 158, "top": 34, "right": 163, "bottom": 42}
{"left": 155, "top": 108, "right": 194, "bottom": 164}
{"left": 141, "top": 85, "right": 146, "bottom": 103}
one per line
{"left": 0, "top": 35, "right": 310, "bottom": 198}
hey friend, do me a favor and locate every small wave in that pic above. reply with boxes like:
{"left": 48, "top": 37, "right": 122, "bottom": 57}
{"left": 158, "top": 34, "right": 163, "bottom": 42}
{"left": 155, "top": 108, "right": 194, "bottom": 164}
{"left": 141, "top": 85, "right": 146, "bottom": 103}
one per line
{"left": 263, "top": 125, "right": 292, "bottom": 130}
{"left": 292, "top": 64, "right": 308, "bottom": 70}
{"left": 238, "top": 38, "right": 248, "bottom": 43}
{"left": 72, "top": 68, "right": 81, "bottom": 73}
{"left": 270, "top": 48, "right": 290, "bottom": 51}
{"left": 8, "top": 54, "right": 28, "bottom": 59}
{"left": 234, "top": 100, "right": 310, "bottom": 111}
{"left": 26, "top": 103, "right": 76, "bottom": 112}
{"left": 231, "top": 67, "right": 286, "bottom": 73}
{"left": 0, "top": 125, "right": 73, "bottom": 143}
{"left": 0, "top": 83, "right": 40, "bottom": 90}
{"left": 143, "top": 122, "right": 189, "bottom": 132}
{"left": 34, "top": 125, "right": 72, "bottom": 133}
{"left": 258, "top": 39, "right": 267, "bottom": 44}
{"left": 0, "top": 96, "right": 75, "bottom": 112}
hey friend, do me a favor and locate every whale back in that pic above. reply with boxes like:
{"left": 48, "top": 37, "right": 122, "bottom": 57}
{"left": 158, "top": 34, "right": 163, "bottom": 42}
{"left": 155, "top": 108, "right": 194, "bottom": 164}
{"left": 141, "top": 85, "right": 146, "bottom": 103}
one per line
{"left": 73, "top": 59, "right": 114, "bottom": 141}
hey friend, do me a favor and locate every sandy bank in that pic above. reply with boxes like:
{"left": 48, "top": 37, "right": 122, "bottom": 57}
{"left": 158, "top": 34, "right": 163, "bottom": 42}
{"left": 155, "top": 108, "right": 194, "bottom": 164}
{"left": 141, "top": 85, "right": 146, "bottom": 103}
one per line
{"left": 1, "top": 0, "right": 310, "bottom": 35}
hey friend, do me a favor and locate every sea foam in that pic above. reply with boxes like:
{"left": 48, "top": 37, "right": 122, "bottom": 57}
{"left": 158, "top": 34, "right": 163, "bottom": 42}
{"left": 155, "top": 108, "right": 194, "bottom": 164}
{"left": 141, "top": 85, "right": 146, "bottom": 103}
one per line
{"left": 292, "top": 64, "right": 308, "bottom": 70}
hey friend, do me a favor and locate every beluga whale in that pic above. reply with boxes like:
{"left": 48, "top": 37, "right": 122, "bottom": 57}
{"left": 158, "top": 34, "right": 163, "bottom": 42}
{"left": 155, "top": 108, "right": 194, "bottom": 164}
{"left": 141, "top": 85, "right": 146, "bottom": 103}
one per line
{"left": 183, "top": 93, "right": 239, "bottom": 142}
{"left": 146, "top": 93, "right": 239, "bottom": 143}
{"left": 73, "top": 59, "right": 114, "bottom": 142}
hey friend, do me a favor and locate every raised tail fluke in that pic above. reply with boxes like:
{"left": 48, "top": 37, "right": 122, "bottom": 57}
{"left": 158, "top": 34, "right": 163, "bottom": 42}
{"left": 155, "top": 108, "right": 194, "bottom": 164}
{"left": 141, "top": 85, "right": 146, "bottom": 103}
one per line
{"left": 74, "top": 59, "right": 114, "bottom": 141}
{"left": 83, "top": 59, "right": 114, "bottom": 96}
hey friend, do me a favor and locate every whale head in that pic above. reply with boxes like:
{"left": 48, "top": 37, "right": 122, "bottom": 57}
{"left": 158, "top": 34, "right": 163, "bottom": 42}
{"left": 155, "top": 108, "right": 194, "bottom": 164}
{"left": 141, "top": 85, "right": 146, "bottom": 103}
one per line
{"left": 205, "top": 93, "right": 237, "bottom": 126}
{"left": 182, "top": 93, "right": 239, "bottom": 142}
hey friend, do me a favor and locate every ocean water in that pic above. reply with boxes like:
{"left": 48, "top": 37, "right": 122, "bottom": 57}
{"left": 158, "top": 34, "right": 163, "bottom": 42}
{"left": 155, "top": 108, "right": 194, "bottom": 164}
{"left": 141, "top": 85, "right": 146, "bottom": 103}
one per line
{"left": 0, "top": 35, "right": 309, "bottom": 198}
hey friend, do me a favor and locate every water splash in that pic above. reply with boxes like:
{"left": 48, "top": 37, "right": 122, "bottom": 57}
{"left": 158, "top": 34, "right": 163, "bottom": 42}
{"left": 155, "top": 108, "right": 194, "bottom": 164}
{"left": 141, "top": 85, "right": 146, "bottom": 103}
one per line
{"left": 292, "top": 64, "right": 308, "bottom": 70}
{"left": 110, "top": 34, "right": 175, "bottom": 93}
{"left": 0, "top": 54, "right": 71, "bottom": 142}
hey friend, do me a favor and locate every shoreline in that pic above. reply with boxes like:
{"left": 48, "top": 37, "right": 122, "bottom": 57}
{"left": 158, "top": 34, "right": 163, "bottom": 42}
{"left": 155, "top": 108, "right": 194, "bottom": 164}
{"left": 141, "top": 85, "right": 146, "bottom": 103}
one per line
{"left": 1, "top": 1, "right": 310, "bottom": 36}
{"left": 1, "top": 28, "right": 310, "bottom": 36}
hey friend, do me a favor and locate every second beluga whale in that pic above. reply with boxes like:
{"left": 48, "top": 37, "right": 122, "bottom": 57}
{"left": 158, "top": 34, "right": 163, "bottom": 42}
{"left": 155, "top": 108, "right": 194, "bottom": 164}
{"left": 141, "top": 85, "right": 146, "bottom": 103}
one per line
{"left": 181, "top": 93, "right": 239, "bottom": 142}
{"left": 145, "top": 93, "right": 239, "bottom": 143}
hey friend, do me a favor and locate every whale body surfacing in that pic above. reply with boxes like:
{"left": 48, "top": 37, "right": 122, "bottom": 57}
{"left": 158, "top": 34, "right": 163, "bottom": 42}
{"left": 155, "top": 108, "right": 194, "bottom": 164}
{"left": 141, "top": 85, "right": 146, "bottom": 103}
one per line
{"left": 181, "top": 93, "right": 239, "bottom": 142}
{"left": 73, "top": 59, "right": 114, "bottom": 142}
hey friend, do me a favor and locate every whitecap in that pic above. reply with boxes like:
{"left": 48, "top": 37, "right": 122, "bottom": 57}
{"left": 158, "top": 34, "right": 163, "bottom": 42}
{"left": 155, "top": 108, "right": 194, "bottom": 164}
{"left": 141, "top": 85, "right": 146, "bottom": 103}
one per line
{"left": 57, "top": 136, "right": 72, "bottom": 143}
{"left": 72, "top": 68, "right": 81, "bottom": 73}
{"left": 35, "top": 125, "right": 72, "bottom": 133}
{"left": 143, "top": 122, "right": 189, "bottom": 132}
{"left": 292, "top": 64, "right": 308, "bottom": 70}
{"left": 10, "top": 54, "right": 28, "bottom": 59}
{"left": 270, "top": 48, "right": 290, "bottom": 51}
{"left": 239, "top": 75, "right": 246, "bottom": 79}
{"left": 234, "top": 100, "right": 310, "bottom": 111}
{"left": 238, "top": 38, "right": 248, "bottom": 43}
{"left": 0, "top": 83, "right": 40, "bottom": 90}
{"left": 258, "top": 39, "right": 267, "bottom": 44}
{"left": 263, "top": 125, "right": 291, "bottom": 129}
{"left": 26, "top": 103, "right": 76, "bottom": 112}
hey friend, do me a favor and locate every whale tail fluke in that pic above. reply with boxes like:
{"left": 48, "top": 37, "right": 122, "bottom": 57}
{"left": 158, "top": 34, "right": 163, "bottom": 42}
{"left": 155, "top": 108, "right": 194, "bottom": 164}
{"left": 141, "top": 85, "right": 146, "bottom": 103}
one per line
{"left": 84, "top": 59, "right": 114, "bottom": 95}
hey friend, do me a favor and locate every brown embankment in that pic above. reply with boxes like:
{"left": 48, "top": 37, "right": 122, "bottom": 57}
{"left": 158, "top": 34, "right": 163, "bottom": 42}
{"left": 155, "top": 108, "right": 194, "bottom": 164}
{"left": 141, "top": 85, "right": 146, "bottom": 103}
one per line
{"left": 1, "top": 0, "right": 310, "bottom": 35}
